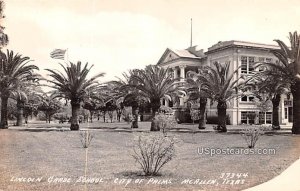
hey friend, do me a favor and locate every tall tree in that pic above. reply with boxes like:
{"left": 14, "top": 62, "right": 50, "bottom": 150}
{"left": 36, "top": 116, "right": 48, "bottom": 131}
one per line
{"left": 10, "top": 80, "right": 41, "bottom": 126}
{"left": 0, "top": 1, "right": 8, "bottom": 49}
{"left": 0, "top": 50, "right": 38, "bottom": 128}
{"left": 45, "top": 61, "right": 104, "bottom": 130}
{"left": 111, "top": 70, "right": 142, "bottom": 128}
{"left": 185, "top": 69, "right": 212, "bottom": 129}
{"left": 197, "top": 62, "right": 244, "bottom": 132}
{"left": 37, "top": 94, "right": 62, "bottom": 123}
{"left": 130, "top": 65, "right": 177, "bottom": 131}
{"left": 258, "top": 31, "right": 300, "bottom": 134}
{"left": 248, "top": 67, "right": 289, "bottom": 129}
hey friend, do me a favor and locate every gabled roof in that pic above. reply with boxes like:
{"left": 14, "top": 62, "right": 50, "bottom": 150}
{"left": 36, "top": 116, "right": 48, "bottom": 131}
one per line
{"left": 157, "top": 47, "right": 204, "bottom": 65}
{"left": 172, "top": 49, "right": 199, "bottom": 58}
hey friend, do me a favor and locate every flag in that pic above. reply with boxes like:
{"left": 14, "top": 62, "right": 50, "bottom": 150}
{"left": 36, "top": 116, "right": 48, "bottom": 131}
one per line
{"left": 50, "top": 49, "right": 67, "bottom": 60}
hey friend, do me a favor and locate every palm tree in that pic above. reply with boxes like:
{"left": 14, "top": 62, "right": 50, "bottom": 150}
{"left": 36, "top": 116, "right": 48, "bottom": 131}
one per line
{"left": 10, "top": 79, "right": 42, "bottom": 126}
{"left": 45, "top": 61, "right": 104, "bottom": 130}
{"left": 37, "top": 94, "right": 62, "bottom": 123}
{"left": 185, "top": 69, "right": 212, "bottom": 129}
{"left": 130, "top": 65, "right": 177, "bottom": 131}
{"left": 197, "top": 62, "right": 244, "bottom": 132}
{"left": 258, "top": 31, "right": 300, "bottom": 134}
{"left": 0, "top": 1, "right": 9, "bottom": 49}
{"left": 111, "top": 70, "right": 141, "bottom": 128}
{"left": 0, "top": 50, "right": 38, "bottom": 129}
{"left": 249, "top": 68, "right": 289, "bottom": 129}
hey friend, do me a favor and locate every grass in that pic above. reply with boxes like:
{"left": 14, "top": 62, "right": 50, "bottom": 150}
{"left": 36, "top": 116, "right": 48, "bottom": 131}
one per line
{"left": 0, "top": 120, "right": 299, "bottom": 191}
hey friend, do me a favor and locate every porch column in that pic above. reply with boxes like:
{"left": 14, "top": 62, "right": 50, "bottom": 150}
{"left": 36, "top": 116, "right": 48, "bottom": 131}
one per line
{"left": 173, "top": 67, "right": 178, "bottom": 79}
{"left": 165, "top": 99, "right": 169, "bottom": 107}
{"left": 179, "top": 97, "right": 184, "bottom": 106}
{"left": 179, "top": 65, "right": 186, "bottom": 82}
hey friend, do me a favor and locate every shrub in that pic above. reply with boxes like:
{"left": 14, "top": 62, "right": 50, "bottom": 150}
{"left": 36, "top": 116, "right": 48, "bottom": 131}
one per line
{"left": 174, "top": 109, "right": 191, "bottom": 123}
{"left": 190, "top": 109, "right": 200, "bottom": 123}
{"left": 240, "top": 126, "right": 263, "bottom": 148}
{"left": 159, "top": 106, "right": 173, "bottom": 114}
{"left": 132, "top": 133, "right": 176, "bottom": 176}
{"left": 53, "top": 113, "right": 70, "bottom": 123}
{"left": 122, "top": 108, "right": 133, "bottom": 123}
{"left": 37, "top": 112, "right": 47, "bottom": 121}
{"left": 155, "top": 113, "right": 177, "bottom": 136}
{"left": 207, "top": 115, "right": 231, "bottom": 125}
{"left": 79, "top": 130, "right": 94, "bottom": 148}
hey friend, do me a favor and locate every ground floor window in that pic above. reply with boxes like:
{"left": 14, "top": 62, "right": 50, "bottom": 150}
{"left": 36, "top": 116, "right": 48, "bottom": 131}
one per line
{"left": 259, "top": 112, "right": 272, "bottom": 124}
{"left": 241, "top": 111, "right": 256, "bottom": 125}
{"left": 284, "top": 107, "right": 293, "bottom": 122}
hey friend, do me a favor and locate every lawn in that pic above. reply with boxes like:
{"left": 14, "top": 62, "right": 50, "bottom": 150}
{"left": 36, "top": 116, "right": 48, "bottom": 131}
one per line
{"left": 0, "top": 121, "right": 300, "bottom": 191}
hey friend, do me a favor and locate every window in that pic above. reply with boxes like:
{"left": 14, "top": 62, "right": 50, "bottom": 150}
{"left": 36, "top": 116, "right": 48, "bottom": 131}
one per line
{"left": 259, "top": 112, "right": 272, "bottom": 124}
{"left": 241, "top": 112, "right": 248, "bottom": 124}
{"left": 241, "top": 96, "right": 256, "bottom": 102}
{"left": 266, "top": 58, "right": 272, "bottom": 63}
{"left": 248, "top": 96, "right": 255, "bottom": 102}
{"left": 248, "top": 57, "right": 254, "bottom": 73}
{"left": 259, "top": 112, "right": 265, "bottom": 124}
{"left": 241, "top": 96, "right": 248, "bottom": 102}
{"left": 240, "top": 56, "right": 255, "bottom": 74}
{"left": 241, "top": 111, "right": 256, "bottom": 124}
{"left": 259, "top": 66, "right": 266, "bottom": 72}
{"left": 241, "top": 87, "right": 255, "bottom": 102}
{"left": 258, "top": 57, "right": 265, "bottom": 62}
{"left": 241, "top": 56, "right": 248, "bottom": 74}
{"left": 266, "top": 112, "right": 272, "bottom": 124}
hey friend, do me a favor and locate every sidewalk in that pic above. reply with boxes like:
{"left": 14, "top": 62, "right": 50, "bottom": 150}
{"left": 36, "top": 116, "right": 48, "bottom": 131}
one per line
{"left": 244, "top": 157, "right": 300, "bottom": 191}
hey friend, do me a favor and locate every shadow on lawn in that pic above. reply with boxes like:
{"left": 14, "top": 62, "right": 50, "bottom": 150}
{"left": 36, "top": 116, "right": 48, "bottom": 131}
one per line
{"left": 115, "top": 170, "right": 173, "bottom": 179}
{"left": 13, "top": 128, "right": 69, "bottom": 132}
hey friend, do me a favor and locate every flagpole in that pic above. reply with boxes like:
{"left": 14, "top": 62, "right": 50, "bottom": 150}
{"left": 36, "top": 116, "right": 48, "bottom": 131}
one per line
{"left": 190, "top": 18, "right": 193, "bottom": 47}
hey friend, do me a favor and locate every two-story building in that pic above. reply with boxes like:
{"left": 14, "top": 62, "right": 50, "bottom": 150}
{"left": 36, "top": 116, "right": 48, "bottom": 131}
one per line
{"left": 157, "top": 40, "right": 293, "bottom": 126}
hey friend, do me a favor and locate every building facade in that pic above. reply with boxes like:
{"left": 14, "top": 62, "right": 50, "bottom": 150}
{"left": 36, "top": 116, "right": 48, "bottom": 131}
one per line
{"left": 157, "top": 40, "right": 293, "bottom": 125}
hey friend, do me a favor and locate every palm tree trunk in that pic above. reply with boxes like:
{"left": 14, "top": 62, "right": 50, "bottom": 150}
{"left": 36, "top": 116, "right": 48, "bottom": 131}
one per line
{"left": 0, "top": 96, "right": 9, "bottom": 129}
{"left": 70, "top": 103, "right": 80, "bottom": 131}
{"left": 198, "top": 97, "right": 207, "bottom": 129}
{"left": 131, "top": 104, "right": 138, "bottom": 128}
{"left": 217, "top": 101, "right": 227, "bottom": 132}
{"left": 291, "top": 80, "right": 300, "bottom": 134}
{"left": 103, "top": 111, "right": 106, "bottom": 122}
{"left": 16, "top": 100, "right": 24, "bottom": 126}
{"left": 48, "top": 114, "right": 52, "bottom": 123}
{"left": 271, "top": 94, "right": 281, "bottom": 130}
{"left": 150, "top": 99, "right": 161, "bottom": 131}
{"left": 89, "top": 110, "right": 93, "bottom": 123}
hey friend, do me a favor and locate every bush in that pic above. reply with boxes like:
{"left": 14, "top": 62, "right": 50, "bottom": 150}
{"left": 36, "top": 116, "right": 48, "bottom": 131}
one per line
{"left": 132, "top": 133, "right": 176, "bottom": 176}
{"left": 37, "top": 112, "right": 47, "bottom": 121}
{"left": 240, "top": 126, "right": 263, "bottom": 148}
{"left": 190, "top": 109, "right": 200, "bottom": 123}
{"left": 155, "top": 113, "right": 177, "bottom": 136}
{"left": 122, "top": 108, "right": 133, "bottom": 123}
{"left": 159, "top": 106, "right": 173, "bottom": 114}
{"left": 53, "top": 113, "right": 70, "bottom": 123}
{"left": 206, "top": 115, "right": 231, "bottom": 125}
{"left": 79, "top": 130, "right": 94, "bottom": 148}
{"left": 174, "top": 109, "right": 191, "bottom": 123}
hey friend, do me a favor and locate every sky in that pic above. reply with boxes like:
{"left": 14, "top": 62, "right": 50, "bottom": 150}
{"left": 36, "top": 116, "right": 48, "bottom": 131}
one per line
{"left": 3, "top": 0, "right": 300, "bottom": 82}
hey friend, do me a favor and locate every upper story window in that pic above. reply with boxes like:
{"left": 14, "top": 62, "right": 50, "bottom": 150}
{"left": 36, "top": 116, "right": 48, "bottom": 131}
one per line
{"left": 241, "top": 56, "right": 255, "bottom": 74}
{"left": 265, "top": 58, "right": 272, "bottom": 63}
{"left": 240, "top": 86, "right": 255, "bottom": 102}
{"left": 258, "top": 57, "right": 265, "bottom": 62}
